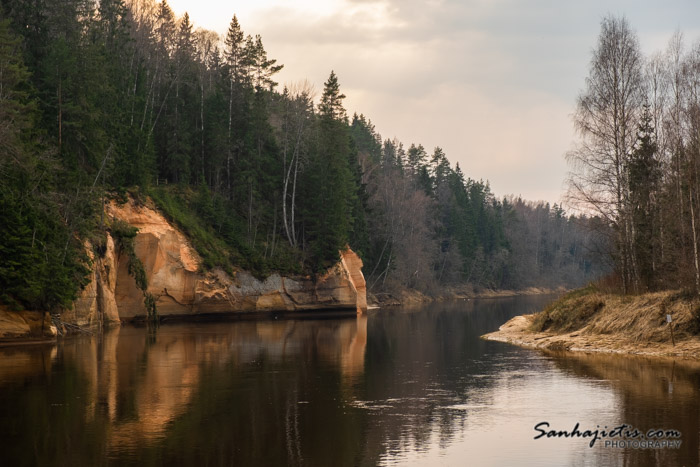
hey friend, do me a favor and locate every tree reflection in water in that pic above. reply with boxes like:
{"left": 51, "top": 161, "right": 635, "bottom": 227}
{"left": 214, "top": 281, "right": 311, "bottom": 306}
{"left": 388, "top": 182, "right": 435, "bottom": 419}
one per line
{"left": 1, "top": 295, "right": 695, "bottom": 466}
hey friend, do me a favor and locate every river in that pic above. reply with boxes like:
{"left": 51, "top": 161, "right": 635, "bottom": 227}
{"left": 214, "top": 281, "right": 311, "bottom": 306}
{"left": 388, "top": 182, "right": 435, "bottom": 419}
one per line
{"left": 0, "top": 295, "right": 696, "bottom": 466}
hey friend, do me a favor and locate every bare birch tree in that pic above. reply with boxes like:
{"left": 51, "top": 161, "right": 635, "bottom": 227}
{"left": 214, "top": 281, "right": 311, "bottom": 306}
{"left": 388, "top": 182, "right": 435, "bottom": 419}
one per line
{"left": 275, "top": 81, "right": 315, "bottom": 247}
{"left": 567, "top": 15, "right": 644, "bottom": 293}
{"left": 682, "top": 41, "right": 700, "bottom": 293}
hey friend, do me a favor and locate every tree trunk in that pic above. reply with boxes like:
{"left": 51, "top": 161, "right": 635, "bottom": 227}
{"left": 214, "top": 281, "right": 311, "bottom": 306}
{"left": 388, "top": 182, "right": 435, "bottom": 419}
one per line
{"left": 227, "top": 78, "right": 233, "bottom": 199}
{"left": 690, "top": 186, "right": 700, "bottom": 294}
{"left": 58, "top": 78, "right": 62, "bottom": 152}
{"left": 200, "top": 80, "right": 205, "bottom": 178}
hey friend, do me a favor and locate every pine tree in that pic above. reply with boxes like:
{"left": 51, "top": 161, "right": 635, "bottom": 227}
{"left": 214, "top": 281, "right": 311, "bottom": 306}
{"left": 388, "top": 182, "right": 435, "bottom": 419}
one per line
{"left": 167, "top": 11, "right": 197, "bottom": 183}
{"left": 246, "top": 34, "right": 283, "bottom": 91}
{"left": 304, "top": 71, "right": 357, "bottom": 270}
{"left": 224, "top": 15, "right": 246, "bottom": 84}
{"left": 318, "top": 70, "right": 346, "bottom": 121}
{"left": 0, "top": 16, "right": 89, "bottom": 310}
{"left": 629, "top": 104, "right": 660, "bottom": 289}
{"left": 406, "top": 143, "right": 427, "bottom": 176}
{"left": 222, "top": 14, "right": 248, "bottom": 199}
{"left": 430, "top": 147, "right": 451, "bottom": 190}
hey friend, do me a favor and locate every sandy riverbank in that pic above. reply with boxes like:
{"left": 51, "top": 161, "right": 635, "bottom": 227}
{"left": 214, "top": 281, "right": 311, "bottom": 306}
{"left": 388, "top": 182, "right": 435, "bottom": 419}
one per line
{"left": 482, "top": 288, "right": 700, "bottom": 359}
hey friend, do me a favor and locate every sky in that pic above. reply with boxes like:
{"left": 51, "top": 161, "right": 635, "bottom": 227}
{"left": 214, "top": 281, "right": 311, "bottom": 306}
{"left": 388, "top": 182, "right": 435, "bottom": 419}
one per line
{"left": 166, "top": 0, "right": 700, "bottom": 205}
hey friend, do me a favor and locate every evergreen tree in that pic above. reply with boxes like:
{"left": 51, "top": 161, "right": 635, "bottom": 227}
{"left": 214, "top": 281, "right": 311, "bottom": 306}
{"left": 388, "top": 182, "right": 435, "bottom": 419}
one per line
{"left": 406, "top": 143, "right": 427, "bottom": 176}
{"left": 246, "top": 34, "right": 283, "bottom": 91}
{"left": 430, "top": 147, "right": 451, "bottom": 190}
{"left": 350, "top": 113, "right": 383, "bottom": 163}
{"left": 304, "top": 71, "right": 357, "bottom": 270}
{"left": 629, "top": 104, "right": 660, "bottom": 289}
{"left": 0, "top": 16, "right": 89, "bottom": 310}
{"left": 222, "top": 14, "right": 249, "bottom": 200}
{"left": 0, "top": 0, "right": 613, "bottom": 311}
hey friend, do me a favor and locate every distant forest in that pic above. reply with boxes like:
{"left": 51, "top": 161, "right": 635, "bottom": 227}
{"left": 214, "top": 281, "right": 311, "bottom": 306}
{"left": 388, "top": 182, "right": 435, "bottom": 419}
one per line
{"left": 0, "top": 0, "right": 606, "bottom": 312}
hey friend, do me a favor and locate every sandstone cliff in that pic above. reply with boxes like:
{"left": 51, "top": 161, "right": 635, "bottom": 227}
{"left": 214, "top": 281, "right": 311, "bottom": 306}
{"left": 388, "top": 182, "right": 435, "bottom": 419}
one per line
{"left": 0, "top": 307, "right": 57, "bottom": 341}
{"left": 62, "top": 234, "right": 121, "bottom": 328}
{"left": 1, "top": 196, "right": 367, "bottom": 341}
{"left": 75, "top": 197, "right": 368, "bottom": 324}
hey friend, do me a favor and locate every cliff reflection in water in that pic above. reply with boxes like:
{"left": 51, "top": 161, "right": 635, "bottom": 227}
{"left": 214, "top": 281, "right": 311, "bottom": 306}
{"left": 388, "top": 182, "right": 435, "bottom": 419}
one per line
{"left": 3, "top": 295, "right": 699, "bottom": 466}
{"left": 0, "top": 297, "right": 553, "bottom": 466}
{"left": 0, "top": 316, "right": 369, "bottom": 466}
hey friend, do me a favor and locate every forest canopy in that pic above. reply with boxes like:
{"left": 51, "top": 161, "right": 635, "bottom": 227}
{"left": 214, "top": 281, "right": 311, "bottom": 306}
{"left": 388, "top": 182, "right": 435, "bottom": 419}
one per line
{"left": 0, "top": 0, "right": 607, "bottom": 312}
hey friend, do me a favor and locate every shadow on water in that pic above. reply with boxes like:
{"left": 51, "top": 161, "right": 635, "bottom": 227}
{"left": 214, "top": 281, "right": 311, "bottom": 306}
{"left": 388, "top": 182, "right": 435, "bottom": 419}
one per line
{"left": 1, "top": 294, "right": 697, "bottom": 466}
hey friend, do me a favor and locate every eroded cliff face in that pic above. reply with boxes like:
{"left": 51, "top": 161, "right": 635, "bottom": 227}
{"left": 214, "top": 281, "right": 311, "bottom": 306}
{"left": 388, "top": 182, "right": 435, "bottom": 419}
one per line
{"left": 1, "top": 197, "right": 366, "bottom": 341}
{"left": 63, "top": 234, "right": 121, "bottom": 328}
{"left": 101, "top": 198, "right": 367, "bottom": 320}
{"left": 0, "top": 307, "right": 57, "bottom": 341}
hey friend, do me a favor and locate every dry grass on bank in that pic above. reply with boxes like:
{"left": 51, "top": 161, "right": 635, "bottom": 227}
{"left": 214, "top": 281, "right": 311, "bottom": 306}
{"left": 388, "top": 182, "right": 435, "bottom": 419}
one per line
{"left": 531, "top": 287, "right": 700, "bottom": 343}
{"left": 484, "top": 287, "right": 700, "bottom": 359}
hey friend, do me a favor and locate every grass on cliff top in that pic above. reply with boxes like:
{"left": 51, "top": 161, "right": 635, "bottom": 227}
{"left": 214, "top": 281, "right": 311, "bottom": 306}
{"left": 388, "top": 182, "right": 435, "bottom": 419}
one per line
{"left": 144, "top": 186, "right": 235, "bottom": 275}
{"left": 529, "top": 285, "right": 604, "bottom": 333}
{"left": 144, "top": 186, "right": 303, "bottom": 279}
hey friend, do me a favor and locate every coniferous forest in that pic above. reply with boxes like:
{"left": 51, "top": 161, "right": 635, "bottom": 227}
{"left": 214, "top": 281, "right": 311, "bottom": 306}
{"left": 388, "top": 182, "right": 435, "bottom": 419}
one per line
{"left": 0, "top": 0, "right": 606, "bottom": 313}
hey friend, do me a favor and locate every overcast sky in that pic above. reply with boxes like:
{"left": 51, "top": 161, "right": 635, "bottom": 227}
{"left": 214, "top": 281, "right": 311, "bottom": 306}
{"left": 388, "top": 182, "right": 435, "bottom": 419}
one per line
{"left": 166, "top": 0, "right": 700, "bottom": 205}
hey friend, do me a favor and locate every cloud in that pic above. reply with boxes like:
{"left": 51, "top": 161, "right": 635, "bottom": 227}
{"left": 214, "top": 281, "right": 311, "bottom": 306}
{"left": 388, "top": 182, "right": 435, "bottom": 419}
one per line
{"left": 346, "top": 81, "right": 573, "bottom": 202}
{"left": 243, "top": 0, "right": 580, "bottom": 203}
{"left": 171, "top": 0, "right": 700, "bottom": 203}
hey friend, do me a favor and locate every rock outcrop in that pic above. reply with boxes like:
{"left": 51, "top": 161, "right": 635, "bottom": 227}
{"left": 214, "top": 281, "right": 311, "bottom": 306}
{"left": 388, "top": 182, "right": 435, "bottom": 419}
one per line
{"left": 0, "top": 196, "right": 367, "bottom": 341}
{"left": 104, "top": 197, "right": 367, "bottom": 320}
{"left": 0, "top": 307, "right": 56, "bottom": 341}
{"left": 63, "top": 235, "right": 121, "bottom": 328}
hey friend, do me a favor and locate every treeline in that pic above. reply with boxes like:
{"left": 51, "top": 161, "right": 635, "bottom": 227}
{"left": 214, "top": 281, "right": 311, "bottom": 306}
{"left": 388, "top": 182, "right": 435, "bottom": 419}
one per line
{"left": 351, "top": 120, "right": 607, "bottom": 293}
{"left": 569, "top": 15, "right": 700, "bottom": 294}
{"left": 0, "top": 0, "right": 604, "bottom": 312}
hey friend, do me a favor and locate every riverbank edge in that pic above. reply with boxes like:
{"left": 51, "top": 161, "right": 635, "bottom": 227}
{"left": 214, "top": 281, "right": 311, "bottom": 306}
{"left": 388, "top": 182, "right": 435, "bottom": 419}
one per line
{"left": 370, "top": 286, "right": 565, "bottom": 307}
{"left": 481, "top": 289, "right": 700, "bottom": 360}
{"left": 0, "top": 286, "right": 560, "bottom": 346}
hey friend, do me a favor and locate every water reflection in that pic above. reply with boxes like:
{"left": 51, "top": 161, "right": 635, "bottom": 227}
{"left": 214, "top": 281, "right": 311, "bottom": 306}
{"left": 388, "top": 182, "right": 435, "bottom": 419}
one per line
{"left": 0, "top": 316, "right": 370, "bottom": 466}
{"left": 1, "top": 296, "right": 698, "bottom": 466}
{"left": 546, "top": 352, "right": 700, "bottom": 467}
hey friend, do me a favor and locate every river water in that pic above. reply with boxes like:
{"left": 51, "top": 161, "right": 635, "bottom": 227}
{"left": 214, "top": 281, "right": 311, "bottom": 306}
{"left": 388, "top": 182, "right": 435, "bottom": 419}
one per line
{"left": 0, "top": 295, "right": 697, "bottom": 466}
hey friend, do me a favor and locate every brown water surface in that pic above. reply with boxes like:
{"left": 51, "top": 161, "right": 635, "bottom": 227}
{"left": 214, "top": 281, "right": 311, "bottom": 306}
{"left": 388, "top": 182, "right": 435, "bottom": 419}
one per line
{"left": 0, "top": 296, "right": 695, "bottom": 466}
